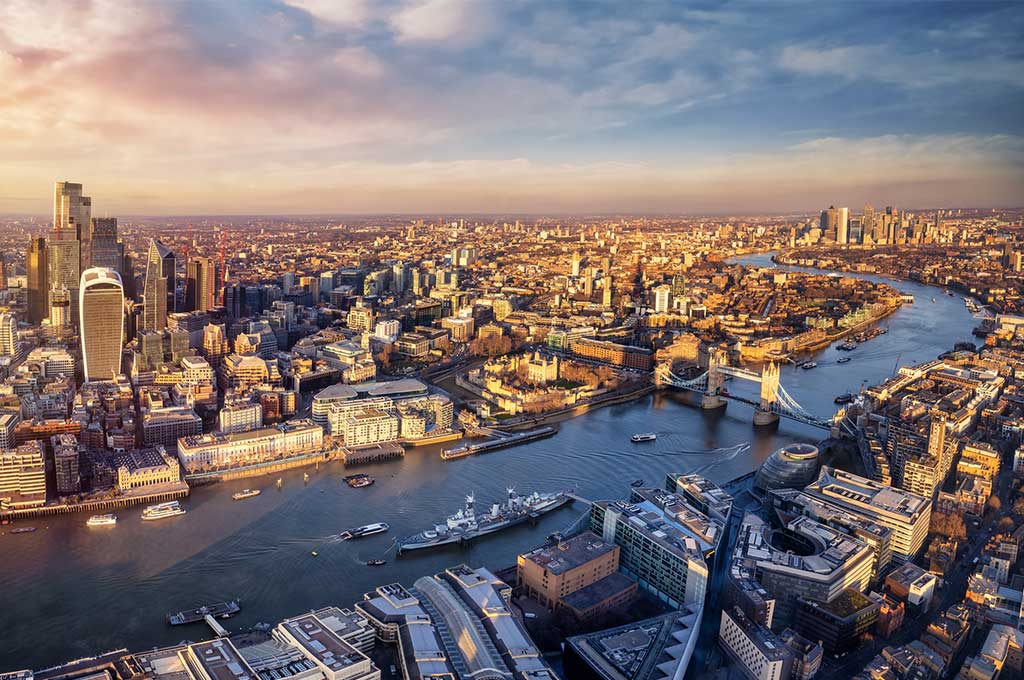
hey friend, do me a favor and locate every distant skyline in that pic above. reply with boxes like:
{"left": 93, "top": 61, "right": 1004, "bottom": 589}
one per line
{"left": 2, "top": 0, "right": 1023, "bottom": 215}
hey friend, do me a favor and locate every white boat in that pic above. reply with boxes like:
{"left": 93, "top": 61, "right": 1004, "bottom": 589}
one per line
{"left": 86, "top": 514, "right": 117, "bottom": 527}
{"left": 631, "top": 433, "right": 657, "bottom": 443}
{"left": 232, "top": 489, "right": 261, "bottom": 501}
{"left": 340, "top": 522, "right": 390, "bottom": 540}
{"left": 142, "top": 501, "right": 186, "bottom": 521}
{"left": 800, "top": 361, "right": 817, "bottom": 370}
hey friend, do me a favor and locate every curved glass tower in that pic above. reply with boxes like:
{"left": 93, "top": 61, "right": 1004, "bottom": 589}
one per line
{"left": 79, "top": 267, "right": 124, "bottom": 382}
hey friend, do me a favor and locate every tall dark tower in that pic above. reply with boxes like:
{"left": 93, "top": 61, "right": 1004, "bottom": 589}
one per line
{"left": 26, "top": 237, "right": 48, "bottom": 325}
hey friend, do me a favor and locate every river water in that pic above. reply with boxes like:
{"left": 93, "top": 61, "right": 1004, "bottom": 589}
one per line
{"left": 0, "top": 252, "right": 980, "bottom": 669}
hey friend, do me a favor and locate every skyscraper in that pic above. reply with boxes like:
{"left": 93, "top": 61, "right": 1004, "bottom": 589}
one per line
{"left": 79, "top": 268, "right": 124, "bottom": 382}
{"left": 836, "top": 207, "right": 850, "bottom": 244}
{"left": 653, "top": 284, "right": 672, "bottom": 313}
{"left": 88, "top": 217, "right": 120, "bottom": 270}
{"left": 186, "top": 257, "right": 216, "bottom": 312}
{"left": 0, "top": 252, "right": 6, "bottom": 290}
{"left": 0, "top": 312, "right": 17, "bottom": 357}
{"left": 820, "top": 207, "right": 838, "bottom": 242}
{"left": 26, "top": 237, "right": 48, "bottom": 325}
{"left": 143, "top": 239, "right": 175, "bottom": 331}
{"left": 47, "top": 228, "right": 80, "bottom": 325}
{"left": 49, "top": 286, "right": 71, "bottom": 329}
{"left": 53, "top": 181, "right": 90, "bottom": 273}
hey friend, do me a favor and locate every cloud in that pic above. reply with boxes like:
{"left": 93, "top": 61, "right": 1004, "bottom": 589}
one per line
{"left": 282, "top": 0, "right": 371, "bottom": 28}
{"left": 0, "top": 1, "right": 1021, "bottom": 214}
{"left": 779, "top": 43, "right": 1024, "bottom": 88}
{"left": 390, "top": 0, "right": 491, "bottom": 44}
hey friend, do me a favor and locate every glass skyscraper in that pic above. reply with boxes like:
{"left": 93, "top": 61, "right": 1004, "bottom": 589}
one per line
{"left": 79, "top": 267, "right": 124, "bottom": 382}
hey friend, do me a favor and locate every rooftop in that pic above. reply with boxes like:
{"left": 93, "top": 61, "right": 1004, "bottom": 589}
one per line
{"left": 519, "top": 532, "right": 615, "bottom": 575}
{"left": 566, "top": 606, "right": 702, "bottom": 680}
{"left": 278, "top": 614, "right": 368, "bottom": 673}
{"left": 560, "top": 572, "right": 636, "bottom": 612}
{"left": 189, "top": 640, "right": 257, "bottom": 680}
{"left": 805, "top": 467, "right": 929, "bottom": 521}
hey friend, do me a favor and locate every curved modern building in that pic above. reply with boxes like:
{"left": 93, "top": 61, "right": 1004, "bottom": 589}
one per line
{"left": 755, "top": 443, "right": 821, "bottom": 492}
{"left": 731, "top": 513, "right": 874, "bottom": 627}
{"left": 80, "top": 267, "right": 124, "bottom": 382}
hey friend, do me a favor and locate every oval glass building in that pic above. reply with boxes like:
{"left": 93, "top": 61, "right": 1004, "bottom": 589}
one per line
{"left": 754, "top": 442, "right": 820, "bottom": 492}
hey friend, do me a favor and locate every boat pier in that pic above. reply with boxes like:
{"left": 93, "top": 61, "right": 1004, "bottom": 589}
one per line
{"left": 0, "top": 484, "right": 189, "bottom": 521}
{"left": 204, "top": 615, "right": 229, "bottom": 637}
{"left": 340, "top": 442, "right": 405, "bottom": 465}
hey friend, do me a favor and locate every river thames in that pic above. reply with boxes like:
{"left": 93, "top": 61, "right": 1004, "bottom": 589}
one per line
{"left": 0, "top": 253, "right": 981, "bottom": 669}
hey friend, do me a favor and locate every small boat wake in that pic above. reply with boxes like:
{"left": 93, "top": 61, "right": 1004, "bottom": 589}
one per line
{"left": 689, "top": 442, "right": 751, "bottom": 474}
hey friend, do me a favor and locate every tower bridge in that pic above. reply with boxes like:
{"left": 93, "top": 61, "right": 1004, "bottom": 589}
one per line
{"left": 656, "top": 348, "right": 833, "bottom": 430}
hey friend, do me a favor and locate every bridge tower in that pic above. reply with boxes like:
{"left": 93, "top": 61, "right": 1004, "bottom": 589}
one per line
{"left": 754, "top": 359, "right": 781, "bottom": 426}
{"left": 701, "top": 347, "right": 728, "bottom": 410}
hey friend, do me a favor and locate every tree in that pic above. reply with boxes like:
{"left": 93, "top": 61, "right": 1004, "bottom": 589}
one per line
{"left": 987, "top": 495, "right": 1003, "bottom": 514}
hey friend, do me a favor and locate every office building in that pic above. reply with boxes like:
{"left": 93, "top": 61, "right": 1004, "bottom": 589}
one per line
{"left": 565, "top": 606, "right": 703, "bottom": 680}
{"left": 176, "top": 419, "right": 322, "bottom": 473}
{"left": 0, "top": 312, "right": 17, "bottom": 358}
{"left": 718, "top": 607, "right": 795, "bottom": 680}
{"left": 186, "top": 256, "right": 216, "bottom": 312}
{"left": 802, "top": 467, "right": 931, "bottom": 564}
{"left": 47, "top": 230, "right": 80, "bottom": 323}
{"left": 113, "top": 446, "right": 182, "bottom": 491}
{"left": 665, "top": 473, "right": 734, "bottom": 524}
{"left": 142, "top": 407, "right": 202, "bottom": 447}
{"left": 275, "top": 614, "right": 381, "bottom": 680}
{"left": 768, "top": 488, "right": 894, "bottom": 584}
{"left": 0, "top": 440, "right": 46, "bottom": 510}
{"left": 357, "top": 565, "right": 557, "bottom": 680}
{"left": 517, "top": 531, "right": 622, "bottom": 610}
{"left": 590, "top": 487, "right": 718, "bottom": 607}
{"left": 341, "top": 409, "right": 399, "bottom": 446}
{"left": 25, "top": 237, "right": 48, "bottom": 325}
{"left": 884, "top": 562, "right": 937, "bottom": 611}
{"left": 730, "top": 513, "right": 874, "bottom": 628}
{"left": 53, "top": 181, "right": 90, "bottom": 266}
{"left": 25, "top": 347, "right": 75, "bottom": 378}
{"left": 79, "top": 267, "right": 124, "bottom": 382}
{"left": 88, "top": 217, "right": 120, "bottom": 270}
{"left": 48, "top": 286, "right": 71, "bottom": 329}
{"left": 960, "top": 624, "right": 1024, "bottom": 679}
{"left": 653, "top": 284, "right": 672, "bottom": 313}
{"left": 570, "top": 337, "right": 653, "bottom": 371}
{"left": 51, "top": 433, "right": 81, "bottom": 496}
{"left": 837, "top": 207, "right": 850, "bottom": 244}
{"left": 143, "top": 239, "right": 175, "bottom": 331}
{"left": 793, "top": 589, "right": 879, "bottom": 655}
{"left": 0, "top": 410, "right": 21, "bottom": 450}
{"left": 218, "top": 400, "right": 263, "bottom": 434}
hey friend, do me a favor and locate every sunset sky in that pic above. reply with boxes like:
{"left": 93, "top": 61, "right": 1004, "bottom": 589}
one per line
{"left": 1, "top": 0, "right": 1023, "bottom": 215}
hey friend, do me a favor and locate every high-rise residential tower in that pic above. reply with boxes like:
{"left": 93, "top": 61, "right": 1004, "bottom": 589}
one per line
{"left": 26, "top": 237, "right": 48, "bottom": 325}
{"left": 79, "top": 268, "right": 124, "bottom": 382}
{"left": 143, "top": 240, "right": 175, "bottom": 331}
{"left": 186, "top": 256, "right": 216, "bottom": 312}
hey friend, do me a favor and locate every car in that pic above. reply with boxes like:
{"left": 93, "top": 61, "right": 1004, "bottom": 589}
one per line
{"left": 524, "top": 612, "right": 537, "bottom": 619}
